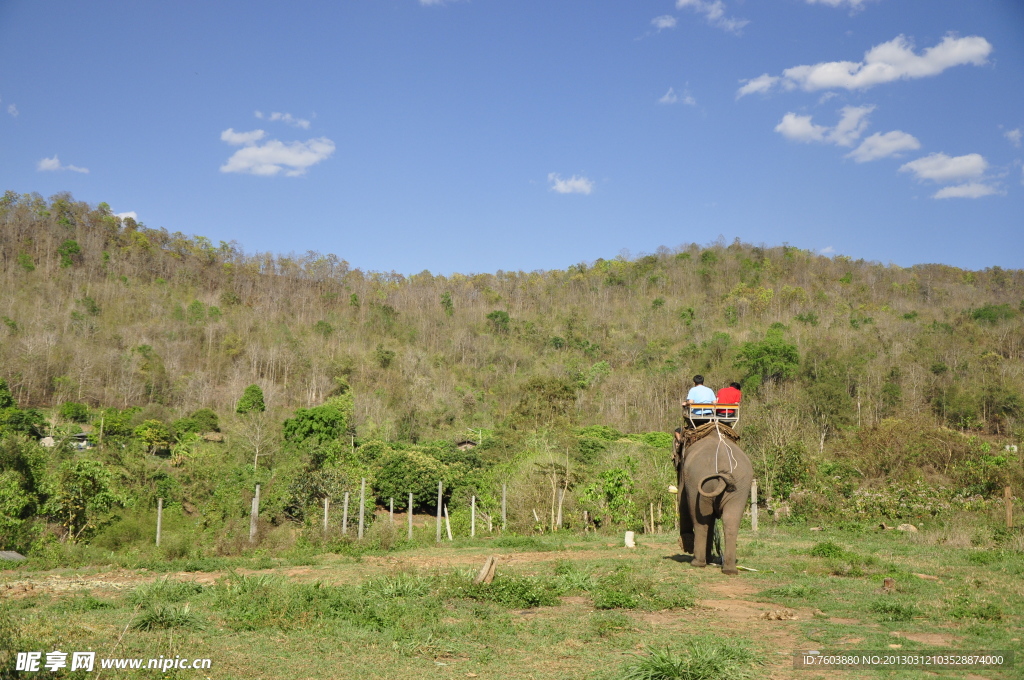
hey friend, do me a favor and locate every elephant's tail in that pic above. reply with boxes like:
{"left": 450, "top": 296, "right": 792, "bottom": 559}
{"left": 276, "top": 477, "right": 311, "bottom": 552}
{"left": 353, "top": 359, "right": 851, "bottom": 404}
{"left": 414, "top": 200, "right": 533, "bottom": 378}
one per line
{"left": 696, "top": 473, "right": 737, "bottom": 498}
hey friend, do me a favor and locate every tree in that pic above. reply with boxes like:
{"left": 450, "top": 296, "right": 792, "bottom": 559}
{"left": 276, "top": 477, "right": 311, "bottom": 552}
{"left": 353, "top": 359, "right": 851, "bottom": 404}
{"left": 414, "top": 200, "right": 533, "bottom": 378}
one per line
{"left": 58, "top": 402, "right": 90, "bottom": 423}
{"left": 43, "top": 459, "right": 124, "bottom": 542}
{"left": 374, "top": 449, "right": 446, "bottom": 511}
{"left": 440, "top": 291, "right": 454, "bottom": 317}
{"left": 235, "top": 410, "right": 278, "bottom": 470}
{"left": 486, "top": 310, "right": 510, "bottom": 333}
{"left": 134, "top": 419, "right": 171, "bottom": 455}
{"left": 0, "top": 379, "right": 14, "bottom": 409}
{"left": 735, "top": 325, "right": 799, "bottom": 391}
{"left": 283, "top": 394, "right": 354, "bottom": 449}
{"left": 237, "top": 384, "right": 266, "bottom": 414}
{"left": 57, "top": 239, "right": 81, "bottom": 268}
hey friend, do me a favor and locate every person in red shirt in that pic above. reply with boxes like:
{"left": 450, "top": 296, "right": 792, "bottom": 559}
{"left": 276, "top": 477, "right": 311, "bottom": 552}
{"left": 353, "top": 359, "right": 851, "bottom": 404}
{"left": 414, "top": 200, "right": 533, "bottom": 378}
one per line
{"left": 715, "top": 382, "right": 741, "bottom": 418}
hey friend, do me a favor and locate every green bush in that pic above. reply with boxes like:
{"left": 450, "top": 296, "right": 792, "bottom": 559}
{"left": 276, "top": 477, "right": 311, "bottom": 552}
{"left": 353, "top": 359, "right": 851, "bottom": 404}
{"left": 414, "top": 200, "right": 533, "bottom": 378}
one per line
{"left": 577, "top": 425, "right": 624, "bottom": 440}
{"left": 971, "top": 304, "right": 1015, "bottom": 324}
{"left": 373, "top": 449, "right": 446, "bottom": 511}
{"left": 57, "top": 402, "right": 89, "bottom": 423}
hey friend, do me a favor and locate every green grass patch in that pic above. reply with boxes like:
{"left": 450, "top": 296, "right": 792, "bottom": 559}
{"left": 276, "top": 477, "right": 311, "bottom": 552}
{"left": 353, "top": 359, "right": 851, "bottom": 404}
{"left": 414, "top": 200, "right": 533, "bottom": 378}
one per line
{"left": 132, "top": 603, "right": 205, "bottom": 631}
{"left": 620, "top": 638, "right": 761, "bottom": 680}
{"left": 869, "top": 598, "right": 919, "bottom": 622}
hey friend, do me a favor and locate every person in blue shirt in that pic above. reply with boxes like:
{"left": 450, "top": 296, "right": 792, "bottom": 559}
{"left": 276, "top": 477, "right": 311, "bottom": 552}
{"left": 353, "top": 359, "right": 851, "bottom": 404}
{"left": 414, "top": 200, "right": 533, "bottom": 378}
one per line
{"left": 684, "top": 375, "right": 716, "bottom": 424}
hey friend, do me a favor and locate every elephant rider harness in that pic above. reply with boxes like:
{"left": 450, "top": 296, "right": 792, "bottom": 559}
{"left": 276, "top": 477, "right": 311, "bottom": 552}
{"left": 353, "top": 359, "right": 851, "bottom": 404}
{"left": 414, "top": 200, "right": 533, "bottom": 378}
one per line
{"left": 673, "top": 421, "right": 741, "bottom": 477}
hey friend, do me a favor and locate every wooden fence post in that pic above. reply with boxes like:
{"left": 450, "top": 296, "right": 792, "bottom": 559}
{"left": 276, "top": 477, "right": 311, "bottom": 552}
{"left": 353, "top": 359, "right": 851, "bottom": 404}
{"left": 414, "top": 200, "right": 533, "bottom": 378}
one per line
{"left": 389, "top": 497, "right": 394, "bottom": 524}
{"left": 471, "top": 495, "right": 476, "bottom": 538}
{"left": 342, "top": 491, "right": 350, "bottom": 535}
{"left": 436, "top": 481, "right": 443, "bottom": 543}
{"left": 444, "top": 504, "right": 453, "bottom": 541}
{"left": 358, "top": 478, "right": 366, "bottom": 540}
{"left": 501, "top": 483, "right": 507, "bottom": 532}
{"left": 249, "top": 483, "right": 260, "bottom": 543}
{"left": 408, "top": 492, "right": 414, "bottom": 541}
{"left": 1006, "top": 486, "right": 1014, "bottom": 529}
{"left": 323, "top": 497, "right": 330, "bottom": 535}
{"left": 156, "top": 498, "right": 163, "bottom": 547}
{"left": 750, "top": 480, "right": 759, "bottom": 532}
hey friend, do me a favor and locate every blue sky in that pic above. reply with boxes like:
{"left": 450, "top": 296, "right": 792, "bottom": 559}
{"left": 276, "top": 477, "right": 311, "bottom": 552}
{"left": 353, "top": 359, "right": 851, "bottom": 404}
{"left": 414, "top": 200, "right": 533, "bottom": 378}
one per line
{"left": 1, "top": 0, "right": 1021, "bottom": 274}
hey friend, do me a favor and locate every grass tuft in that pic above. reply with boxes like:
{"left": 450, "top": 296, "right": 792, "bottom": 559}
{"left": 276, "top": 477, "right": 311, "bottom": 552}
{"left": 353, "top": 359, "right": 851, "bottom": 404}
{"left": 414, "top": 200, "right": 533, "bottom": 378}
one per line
{"left": 620, "top": 638, "right": 760, "bottom": 680}
{"left": 129, "top": 578, "right": 205, "bottom": 605}
{"left": 869, "top": 599, "right": 918, "bottom": 622}
{"left": 132, "top": 603, "right": 205, "bottom": 631}
{"left": 809, "top": 541, "right": 848, "bottom": 559}
{"left": 362, "top": 572, "right": 433, "bottom": 599}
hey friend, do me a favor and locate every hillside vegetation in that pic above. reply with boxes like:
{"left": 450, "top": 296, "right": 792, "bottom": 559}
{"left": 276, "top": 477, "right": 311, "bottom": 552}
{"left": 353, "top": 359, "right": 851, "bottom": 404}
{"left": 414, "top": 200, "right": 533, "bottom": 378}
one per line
{"left": 1, "top": 190, "right": 1022, "bottom": 558}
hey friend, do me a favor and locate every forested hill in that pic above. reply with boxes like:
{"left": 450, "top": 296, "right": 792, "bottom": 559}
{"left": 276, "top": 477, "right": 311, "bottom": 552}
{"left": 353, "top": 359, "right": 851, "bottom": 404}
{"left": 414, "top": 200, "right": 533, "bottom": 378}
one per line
{"left": 1, "top": 190, "right": 1023, "bottom": 442}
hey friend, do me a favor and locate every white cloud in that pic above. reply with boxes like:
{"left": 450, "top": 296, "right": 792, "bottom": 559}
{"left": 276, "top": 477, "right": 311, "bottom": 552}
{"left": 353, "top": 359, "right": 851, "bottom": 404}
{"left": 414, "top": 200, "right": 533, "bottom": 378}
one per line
{"left": 846, "top": 130, "right": 921, "bottom": 162}
{"left": 676, "top": 0, "right": 748, "bottom": 34}
{"left": 548, "top": 173, "right": 594, "bottom": 195}
{"left": 115, "top": 211, "right": 138, "bottom": 221}
{"left": 736, "top": 74, "right": 779, "bottom": 98}
{"left": 1005, "top": 128, "right": 1022, "bottom": 148}
{"left": 738, "top": 33, "right": 991, "bottom": 96}
{"left": 37, "top": 155, "right": 89, "bottom": 174}
{"left": 804, "top": 0, "right": 871, "bottom": 9}
{"left": 899, "top": 152, "right": 987, "bottom": 182}
{"left": 219, "top": 129, "right": 335, "bottom": 177}
{"left": 659, "top": 87, "right": 696, "bottom": 106}
{"left": 775, "top": 113, "right": 828, "bottom": 143}
{"left": 7, "top": 104, "right": 17, "bottom": 117}
{"left": 828, "top": 105, "right": 873, "bottom": 146}
{"left": 774, "top": 106, "right": 873, "bottom": 146}
{"left": 819, "top": 246, "right": 836, "bottom": 254}
{"left": 221, "top": 128, "right": 267, "bottom": 146}
{"left": 933, "top": 182, "right": 999, "bottom": 199}
{"left": 652, "top": 15, "right": 677, "bottom": 30}
{"left": 254, "top": 111, "right": 311, "bottom": 129}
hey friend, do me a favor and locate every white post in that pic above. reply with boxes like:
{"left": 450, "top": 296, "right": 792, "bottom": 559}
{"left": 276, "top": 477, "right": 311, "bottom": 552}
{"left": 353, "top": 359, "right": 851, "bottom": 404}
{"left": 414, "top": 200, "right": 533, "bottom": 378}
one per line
{"left": 357, "top": 478, "right": 366, "bottom": 540}
{"left": 249, "top": 484, "right": 260, "bottom": 543}
{"left": 323, "top": 497, "right": 330, "bottom": 535}
{"left": 389, "top": 497, "right": 394, "bottom": 523}
{"left": 751, "top": 480, "right": 759, "bottom": 533}
{"left": 471, "top": 496, "right": 476, "bottom": 538}
{"left": 444, "top": 504, "right": 453, "bottom": 541}
{"left": 436, "top": 482, "right": 443, "bottom": 543}
{"left": 156, "top": 498, "right": 163, "bottom": 547}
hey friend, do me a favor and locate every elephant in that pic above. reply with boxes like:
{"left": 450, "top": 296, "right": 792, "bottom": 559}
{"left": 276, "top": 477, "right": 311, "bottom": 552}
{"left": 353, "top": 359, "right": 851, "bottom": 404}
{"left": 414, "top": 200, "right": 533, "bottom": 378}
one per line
{"left": 675, "top": 432, "right": 753, "bottom": 575}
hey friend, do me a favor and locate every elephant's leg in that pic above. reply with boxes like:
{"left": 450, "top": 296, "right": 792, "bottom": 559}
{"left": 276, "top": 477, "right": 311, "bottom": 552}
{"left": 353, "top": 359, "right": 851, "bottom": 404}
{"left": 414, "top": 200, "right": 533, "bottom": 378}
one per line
{"left": 678, "top": 465, "right": 694, "bottom": 553}
{"left": 704, "top": 516, "right": 717, "bottom": 565}
{"left": 689, "top": 494, "right": 709, "bottom": 568}
{"left": 720, "top": 495, "right": 745, "bottom": 575}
